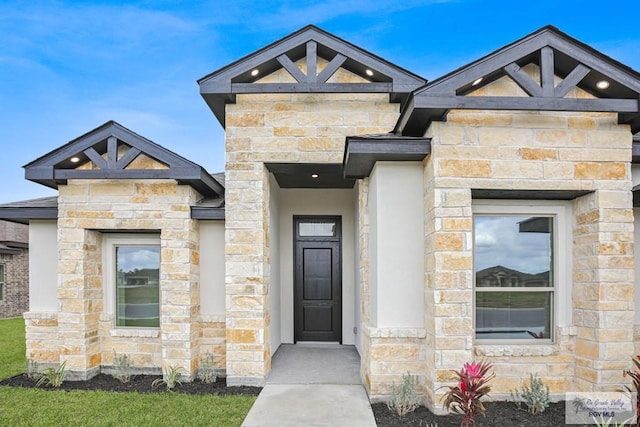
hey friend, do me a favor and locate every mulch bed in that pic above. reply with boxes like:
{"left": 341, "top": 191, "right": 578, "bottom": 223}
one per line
{"left": 2, "top": 374, "right": 572, "bottom": 425}
{"left": 0, "top": 373, "right": 262, "bottom": 396}
{"left": 372, "top": 401, "right": 567, "bottom": 426}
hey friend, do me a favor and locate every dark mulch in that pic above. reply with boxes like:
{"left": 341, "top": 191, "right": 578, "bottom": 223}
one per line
{"left": 0, "top": 373, "right": 262, "bottom": 396}
{"left": 372, "top": 401, "right": 567, "bottom": 426}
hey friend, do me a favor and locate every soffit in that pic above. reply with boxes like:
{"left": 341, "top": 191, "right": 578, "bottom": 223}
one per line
{"left": 24, "top": 121, "right": 224, "bottom": 198}
{"left": 397, "top": 25, "right": 640, "bottom": 136}
{"left": 266, "top": 163, "right": 355, "bottom": 188}
{"left": 198, "top": 25, "right": 426, "bottom": 127}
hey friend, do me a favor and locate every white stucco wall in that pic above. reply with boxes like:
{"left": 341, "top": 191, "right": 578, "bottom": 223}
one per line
{"left": 633, "top": 165, "right": 640, "bottom": 324}
{"left": 368, "top": 162, "right": 425, "bottom": 328}
{"left": 269, "top": 174, "right": 282, "bottom": 354}
{"left": 278, "top": 187, "right": 357, "bottom": 345}
{"left": 200, "top": 221, "right": 226, "bottom": 316}
{"left": 28, "top": 220, "right": 58, "bottom": 312}
{"left": 354, "top": 182, "right": 362, "bottom": 353}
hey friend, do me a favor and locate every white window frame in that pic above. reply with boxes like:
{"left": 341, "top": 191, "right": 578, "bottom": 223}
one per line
{"left": 472, "top": 200, "right": 572, "bottom": 344}
{"left": 103, "top": 234, "right": 161, "bottom": 329}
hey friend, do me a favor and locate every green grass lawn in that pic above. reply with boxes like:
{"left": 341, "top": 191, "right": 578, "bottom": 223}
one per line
{"left": 0, "top": 317, "right": 256, "bottom": 426}
{"left": 0, "top": 317, "right": 26, "bottom": 379}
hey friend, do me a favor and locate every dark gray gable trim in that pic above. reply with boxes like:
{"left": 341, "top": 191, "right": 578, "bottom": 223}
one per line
{"left": 0, "top": 196, "right": 59, "bottom": 225}
{"left": 198, "top": 25, "right": 426, "bottom": 127}
{"left": 633, "top": 137, "right": 640, "bottom": 163}
{"left": 190, "top": 206, "right": 225, "bottom": 220}
{"left": 191, "top": 197, "right": 225, "bottom": 220}
{"left": 343, "top": 134, "right": 431, "bottom": 178}
{"left": 397, "top": 25, "right": 640, "bottom": 136}
{"left": 24, "top": 121, "right": 224, "bottom": 198}
{"left": 472, "top": 189, "right": 592, "bottom": 200}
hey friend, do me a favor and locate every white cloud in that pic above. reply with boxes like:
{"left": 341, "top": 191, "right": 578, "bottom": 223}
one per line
{"left": 117, "top": 246, "right": 160, "bottom": 272}
{"left": 474, "top": 216, "right": 552, "bottom": 275}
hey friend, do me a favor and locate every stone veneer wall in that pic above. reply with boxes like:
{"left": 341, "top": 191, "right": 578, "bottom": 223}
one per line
{"left": 25, "top": 179, "right": 203, "bottom": 379}
{"left": 0, "top": 249, "right": 29, "bottom": 318}
{"left": 422, "top": 67, "right": 634, "bottom": 410}
{"left": 224, "top": 61, "right": 400, "bottom": 385}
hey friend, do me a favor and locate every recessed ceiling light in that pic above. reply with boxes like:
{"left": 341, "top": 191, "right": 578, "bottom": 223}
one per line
{"left": 311, "top": 174, "right": 319, "bottom": 178}
{"left": 596, "top": 80, "right": 610, "bottom": 89}
{"left": 250, "top": 69, "right": 259, "bottom": 77}
{"left": 365, "top": 69, "right": 374, "bottom": 77}
{"left": 472, "top": 77, "right": 483, "bottom": 86}
{"left": 70, "top": 156, "right": 80, "bottom": 163}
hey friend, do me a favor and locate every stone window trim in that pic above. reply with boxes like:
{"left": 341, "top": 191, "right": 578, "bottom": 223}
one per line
{"left": 472, "top": 200, "right": 573, "bottom": 344}
{"left": 102, "top": 233, "right": 161, "bottom": 331}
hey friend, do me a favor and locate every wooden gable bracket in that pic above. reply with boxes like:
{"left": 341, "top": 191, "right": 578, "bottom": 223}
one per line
{"left": 397, "top": 26, "right": 640, "bottom": 136}
{"left": 24, "top": 121, "right": 223, "bottom": 198}
{"left": 199, "top": 25, "right": 426, "bottom": 127}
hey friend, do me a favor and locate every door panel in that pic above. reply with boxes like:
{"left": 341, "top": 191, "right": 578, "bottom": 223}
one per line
{"left": 294, "top": 216, "right": 341, "bottom": 343}
{"left": 302, "top": 248, "right": 332, "bottom": 300}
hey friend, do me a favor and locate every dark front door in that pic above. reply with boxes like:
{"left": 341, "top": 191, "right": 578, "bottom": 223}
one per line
{"left": 294, "top": 216, "right": 342, "bottom": 343}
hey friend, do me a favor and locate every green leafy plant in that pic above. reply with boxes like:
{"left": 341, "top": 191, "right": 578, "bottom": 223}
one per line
{"left": 442, "top": 359, "right": 495, "bottom": 427}
{"left": 510, "top": 373, "right": 550, "bottom": 414}
{"left": 623, "top": 354, "right": 640, "bottom": 423}
{"left": 386, "top": 372, "right": 420, "bottom": 417}
{"left": 152, "top": 365, "right": 183, "bottom": 392}
{"left": 35, "top": 361, "right": 67, "bottom": 388}
{"left": 111, "top": 350, "right": 132, "bottom": 384}
{"left": 593, "top": 414, "right": 633, "bottom": 427}
{"left": 26, "top": 353, "right": 39, "bottom": 380}
{"left": 197, "top": 352, "right": 218, "bottom": 384}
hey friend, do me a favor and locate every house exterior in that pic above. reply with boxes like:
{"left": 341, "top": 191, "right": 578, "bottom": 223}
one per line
{"left": 2, "top": 25, "right": 640, "bottom": 411}
{"left": 0, "top": 220, "right": 29, "bottom": 318}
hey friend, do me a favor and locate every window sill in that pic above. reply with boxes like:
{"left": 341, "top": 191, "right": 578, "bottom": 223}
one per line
{"left": 109, "top": 328, "right": 159, "bottom": 338}
{"left": 474, "top": 343, "right": 558, "bottom": 357}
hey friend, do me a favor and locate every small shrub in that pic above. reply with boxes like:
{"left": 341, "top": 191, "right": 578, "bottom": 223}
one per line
{"left": 386, "top": 372, "right": 419, "bottom": 417}
{"left": 35, "top": 361, "right": 67, "bottom": 388}
{"left": 197, "top": 352, "right": 218, "bottom": 384}
{"left": 510, "top": 373, "right": 550, "bottom": 414}
{"left": 152, "top": 365, "right": 183, "bottom": 392}
{"left": 623, "top": 354, "right": 640, "bottom": 422}
{"left": 111, "top": 350, "right": 132, "bottom": 383}
{"left": 27, "top": 353, "right": 39, "bottom": 380}
{"left": 593, "top": 415, "right": 633, "bottom": 427}
{"left": 441, "top": 359, "right": 495, "bottom": 427}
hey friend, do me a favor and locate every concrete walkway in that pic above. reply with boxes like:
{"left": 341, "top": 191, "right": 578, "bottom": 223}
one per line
{"left": 241, "top": 343, "right": 377, "bottom": 426}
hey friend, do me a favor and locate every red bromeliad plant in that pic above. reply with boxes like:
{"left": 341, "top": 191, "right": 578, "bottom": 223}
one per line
{"left": 442, "top": 359, "right": 495, "bottom": 427}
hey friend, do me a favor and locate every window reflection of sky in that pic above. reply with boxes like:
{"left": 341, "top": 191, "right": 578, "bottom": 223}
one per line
{"left": 116, "top": 246, "right": 160, "bottom": 273}
{"left": 474, "top": 216, "right": 551, "bottom": 274}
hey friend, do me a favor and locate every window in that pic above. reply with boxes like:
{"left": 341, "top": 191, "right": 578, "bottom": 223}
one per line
{"left": 298, "top": 221, "right": 337, "bottom": 237}
{"left": 0, "top": 264, "right": 4, "bottom": 302}
{"left": 473, "top": 202, "right": 570, "bottom": 342}
{"left": 104, "top": 235, "right": 160, "bottom": 328}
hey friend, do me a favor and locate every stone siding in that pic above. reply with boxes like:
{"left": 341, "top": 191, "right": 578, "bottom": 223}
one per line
{"left": 25, "top": 179, "right": 204, "bottom": 379}
{"left": 422, "top": 66, "right": 634, "bottom": 410}
{"left": 224, "top": 62, "right": 400, "bottom": 385}
{"left": 0, "top": 249, "right": 29, "bottom": 318}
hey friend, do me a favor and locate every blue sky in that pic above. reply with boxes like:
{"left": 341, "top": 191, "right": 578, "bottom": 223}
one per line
{"left": 1, "top": 0, "right": 639, "bottom": 203}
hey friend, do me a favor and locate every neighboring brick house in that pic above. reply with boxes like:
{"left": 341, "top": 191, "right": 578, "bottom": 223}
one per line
{"left": 0, "top": 220, "right": 29, "bottom": 318}
{"left": 1, "top": 25, "right": 640, "bottom": 412}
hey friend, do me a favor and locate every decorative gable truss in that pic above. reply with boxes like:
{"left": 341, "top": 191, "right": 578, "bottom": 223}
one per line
{"left": 198, "top": 25, "right": 426, "bottom": 126}
{"left": 24, "top": 121, "right": 223, "bottom": 198}
{"left": 397, "top": 25, "right": 640, "bottom": 136}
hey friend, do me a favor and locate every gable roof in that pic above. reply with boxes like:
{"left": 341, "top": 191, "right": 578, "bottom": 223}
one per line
{"left": 397, "top": 25, "right": 640, "bottom": 136}
{"left": 198, "top": 25, "right": 426, "bottom": 126}
{"left": 24, "top": 121, "right": 224, "bottom": 198}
